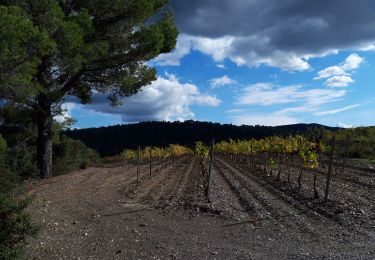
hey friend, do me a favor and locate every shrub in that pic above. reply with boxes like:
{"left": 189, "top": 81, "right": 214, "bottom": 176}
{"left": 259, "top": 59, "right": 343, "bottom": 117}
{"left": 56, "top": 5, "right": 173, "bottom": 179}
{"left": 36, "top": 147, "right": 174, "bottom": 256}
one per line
{"left": 0, "top": 170, "right": 21, "bottom": 196}
{"left": 0, "top": 134, "right": 7, "bottom": 166}
{"left": 5, "top": 146, "right": 39, "bottom": 179}
{"left": 0, "top": 135, "right": 38, "bottom": 259}
{"left": 53, "top": 136, "right": 101, "bottom": 176}
{"left": 0, "top": 193, "right": 38, "bottom": 259}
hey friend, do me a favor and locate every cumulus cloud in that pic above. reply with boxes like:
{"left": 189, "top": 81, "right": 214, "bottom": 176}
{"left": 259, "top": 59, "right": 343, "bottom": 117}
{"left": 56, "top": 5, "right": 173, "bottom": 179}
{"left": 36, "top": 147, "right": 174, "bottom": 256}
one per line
{"left": 163, "top": 1, "right": 375, "bottom": 71}
{"left": 236, "top": 83, "right": 346, "bottom": 106}
{"left": 315, "top": 104, "right": 360, "bottom": 115}
{"left": 314, "top": 53, "right": 364, "bottom": 87}
{"left": 209, "top": 75, "right": 237, "bottom": 88}
{"left": 153, "top": 34, "right": 234, "bottom": 66}
{"left": 68, "top": 74, "right": 220, "bottom": 122}
{"left": 342, "top": 54, "right": 364, "bottom": 70}
{"left": 324, "top": 76, "right": 354, "bottom": 87}
{"left": 314, "top": 67, "right": 347, "bottom": 80}
{"left": 155, "top": 34, "right": 310, "bottom": 71}
{"left": 152, "top": 35, "right": 192, "bottom": 66}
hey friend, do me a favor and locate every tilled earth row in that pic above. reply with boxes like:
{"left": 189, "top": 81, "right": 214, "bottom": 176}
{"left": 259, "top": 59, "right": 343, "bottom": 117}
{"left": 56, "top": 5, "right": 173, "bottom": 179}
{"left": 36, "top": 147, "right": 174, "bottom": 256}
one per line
{"left": 210, "top": 157, "right": 375, "bottom": 258}
{"left": 25, "top": 155, "right": 375, "bottom": 259}
{"left": 226, "top": 155, "right": 375, "bottom": 234}
{"left": 123, "top": 156, "right": 208, "bottom": 210}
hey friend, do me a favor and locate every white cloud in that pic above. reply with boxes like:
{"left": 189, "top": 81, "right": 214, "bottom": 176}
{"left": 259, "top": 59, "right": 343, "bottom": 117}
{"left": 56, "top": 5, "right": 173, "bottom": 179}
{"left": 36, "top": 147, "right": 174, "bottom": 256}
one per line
{"left": 314, "top": 53, "right": 364, "bottom": 87}
{"left": 54, "top": 102, "right": 76, "bottom": 123}
{"left": 152, "top": 36, "right": 192, "bottom": 66}
{"left": 236, "top": 83, "right": 346, "bottom": 106}
{"left": 360, "top": 44, "right": 375, "bottom": 51}
{"left": 216, "top": 64, "right": 226, "bottom": 69}
{"left": 324, "top": 75, "right": 354, "bottom": 87}
{"left": 190, "top": 35, "right": 234, "bottom": 61}
{"left": 260, "top": 50, "right": 311, "bottom": 71}
{"left": 315, "top": 104, "right": 360, "bottom": 115}
{"left": 314, "top": 66, "right": 347, "bottom": 80}
{"left": 231, "top": 114, "right": 298, "bottom": 126}
{"left": 154, "top": 34, "right": 311, "bottom": 71}
{"left": 209, "top": 75, "right": 237, "bottom": 88}
{"left": 153, "top": 34, "right": 233, "bottom": 66}
{"left": 155, "top": 42, "right": 364, "bottom": 83}
{"left": 225, "top": 109, "right": 246, "bottom": 113}
{"left": 342, "top": 54, "right": 364, "bottom": 70}
{"left": 229, "top": 82, "right": 350, "bottom": 126}
{"left": 84, "top": 74, "right": 220, "bottom": 122}
{"left": 337, "top": 123, "right": 354, "bottom": 128}
{"left": 275, "top": 106, "right": 315, "bottom": 114}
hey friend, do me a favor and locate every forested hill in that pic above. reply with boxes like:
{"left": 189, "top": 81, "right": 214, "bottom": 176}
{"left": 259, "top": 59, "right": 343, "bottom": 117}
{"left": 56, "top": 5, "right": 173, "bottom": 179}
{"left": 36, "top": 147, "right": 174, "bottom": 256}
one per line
{"left": 65, "top": 121, "right": 338, "bottom": 156}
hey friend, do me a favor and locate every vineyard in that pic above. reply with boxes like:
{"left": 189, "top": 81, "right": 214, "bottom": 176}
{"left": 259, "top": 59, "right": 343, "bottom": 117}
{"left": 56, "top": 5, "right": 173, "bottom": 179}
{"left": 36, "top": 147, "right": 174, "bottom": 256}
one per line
{"left": 116, "top": 134, "right": 375, "bottom": 224}
{"left": 25, "top": 133, "right": 375, "bottom": 259}
{"left": 115, "top": 135, "right": 375, "bottom": 235}
{"left": 212, "top": 136, "right": 375, "bottom": 230}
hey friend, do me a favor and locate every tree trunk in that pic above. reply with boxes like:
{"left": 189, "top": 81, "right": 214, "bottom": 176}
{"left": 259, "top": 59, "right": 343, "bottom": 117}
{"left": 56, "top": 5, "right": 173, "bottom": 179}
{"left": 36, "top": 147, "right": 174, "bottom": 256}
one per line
{"left": 37, "top": 95, "right": 53, "bottom": 179}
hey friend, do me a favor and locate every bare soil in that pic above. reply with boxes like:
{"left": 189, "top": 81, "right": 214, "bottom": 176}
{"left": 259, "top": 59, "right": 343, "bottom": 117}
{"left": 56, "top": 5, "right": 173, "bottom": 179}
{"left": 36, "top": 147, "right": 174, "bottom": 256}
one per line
{"left": 233, "top": 155, "right": 375, "bottom": 234}
{"left": 24, "top": 155, "right": 375, "bottom": 259}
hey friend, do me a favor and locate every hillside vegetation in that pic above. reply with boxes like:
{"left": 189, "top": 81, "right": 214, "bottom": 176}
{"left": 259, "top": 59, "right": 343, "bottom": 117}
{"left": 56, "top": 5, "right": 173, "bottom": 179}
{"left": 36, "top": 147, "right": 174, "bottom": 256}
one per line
{"left": 65, "top": 121, "right": 339, "bottom": 156}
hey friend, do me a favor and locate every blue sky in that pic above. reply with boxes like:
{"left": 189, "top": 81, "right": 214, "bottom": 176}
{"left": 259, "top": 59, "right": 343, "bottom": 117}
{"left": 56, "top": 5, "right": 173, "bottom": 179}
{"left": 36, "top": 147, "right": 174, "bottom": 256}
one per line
{"left": 63, "top": 0, "right": 375, "bottom": 129}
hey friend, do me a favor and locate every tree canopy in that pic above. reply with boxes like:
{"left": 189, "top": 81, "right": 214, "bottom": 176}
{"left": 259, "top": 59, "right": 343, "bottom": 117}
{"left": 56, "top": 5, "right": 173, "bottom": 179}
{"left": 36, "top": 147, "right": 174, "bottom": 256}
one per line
{"left": 0, "top": 0, "right": 177, "bottom": 105}
{"left": 0, "top": 0, "right": 178, "bottom": 178}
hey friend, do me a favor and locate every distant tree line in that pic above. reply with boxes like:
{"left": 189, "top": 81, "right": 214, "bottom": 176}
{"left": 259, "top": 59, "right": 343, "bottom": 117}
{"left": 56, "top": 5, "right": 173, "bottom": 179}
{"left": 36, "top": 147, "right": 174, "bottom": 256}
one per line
{"left": 65, "top": 121, "right": 339, "bottom": 156}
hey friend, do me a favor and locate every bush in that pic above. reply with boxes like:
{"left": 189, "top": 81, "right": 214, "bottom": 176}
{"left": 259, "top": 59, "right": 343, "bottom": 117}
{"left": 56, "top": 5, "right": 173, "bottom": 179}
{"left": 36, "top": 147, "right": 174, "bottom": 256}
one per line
{"left": 0, "top": 170, "right": 38, "bottom": 259}
{"left": 0, "top": 135, "right": 38, "bottom": 259}
{"left": 53, "top": 136, "right": 101, "bottom": 176}
{"left": 0, "top": 193, "right": 38, "bottom": 260}
{"left": 0, "top": 134, "right": 7, "bottom": 166}
{"left": 5, "top": 146, "right": 39, "bottom": 179}
{"left": 0, "top": 134, "right": 102, "bottom": 258}
{"left": 0, "top": 171, "right": 22, "bottom": 196}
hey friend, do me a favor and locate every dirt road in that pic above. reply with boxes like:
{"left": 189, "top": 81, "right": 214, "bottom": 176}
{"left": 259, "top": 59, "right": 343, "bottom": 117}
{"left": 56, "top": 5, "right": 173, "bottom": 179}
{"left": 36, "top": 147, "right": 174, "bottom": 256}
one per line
{"left": 25, "top": 156, "right": 375, "bottom": 259}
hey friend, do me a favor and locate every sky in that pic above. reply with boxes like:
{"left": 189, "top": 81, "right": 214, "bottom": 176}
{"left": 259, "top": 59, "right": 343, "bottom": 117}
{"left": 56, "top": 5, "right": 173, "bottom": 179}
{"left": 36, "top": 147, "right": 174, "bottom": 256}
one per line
{"left": 63, "top": 0, "right": 375, "bottom": 129}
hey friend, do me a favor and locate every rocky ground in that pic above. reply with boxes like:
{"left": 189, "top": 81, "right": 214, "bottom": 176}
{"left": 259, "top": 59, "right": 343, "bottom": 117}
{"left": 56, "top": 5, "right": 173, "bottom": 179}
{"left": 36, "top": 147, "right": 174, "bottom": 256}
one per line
{"left": 24, "top": 155, "right": 375, "bottom": 259}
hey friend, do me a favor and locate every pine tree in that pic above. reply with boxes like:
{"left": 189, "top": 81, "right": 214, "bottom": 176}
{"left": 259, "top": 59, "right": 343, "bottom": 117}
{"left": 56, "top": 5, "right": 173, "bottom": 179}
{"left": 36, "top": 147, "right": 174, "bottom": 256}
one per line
{"left": 0, "top": 0, "right": 178, "bottom": 178}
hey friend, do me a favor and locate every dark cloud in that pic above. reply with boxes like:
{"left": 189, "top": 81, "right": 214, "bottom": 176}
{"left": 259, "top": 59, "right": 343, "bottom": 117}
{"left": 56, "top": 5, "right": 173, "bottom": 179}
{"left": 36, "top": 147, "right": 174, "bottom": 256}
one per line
{"left": 171, "top": 0, "right": 375, "bottom": 54}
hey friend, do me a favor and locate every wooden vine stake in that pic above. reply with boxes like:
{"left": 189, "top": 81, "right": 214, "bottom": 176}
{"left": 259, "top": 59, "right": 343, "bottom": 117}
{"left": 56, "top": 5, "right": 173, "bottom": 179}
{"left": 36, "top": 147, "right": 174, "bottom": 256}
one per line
{"left": 324, "top": 135, "right": 336, "bottom": 202}
{"left": 149, "top": 148, "right": 152, "bottom": 176}
{"left": 205, "top": 139, "right": 215, "bottom": 199}
{"left": 137, "top": 146, "right": 140, "bottom": 185}
{"left": 123, "top": 151, "right": 127, "bottom": 173}
{"left": 341, "top": 133, "right": 350, "bottom": 173}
